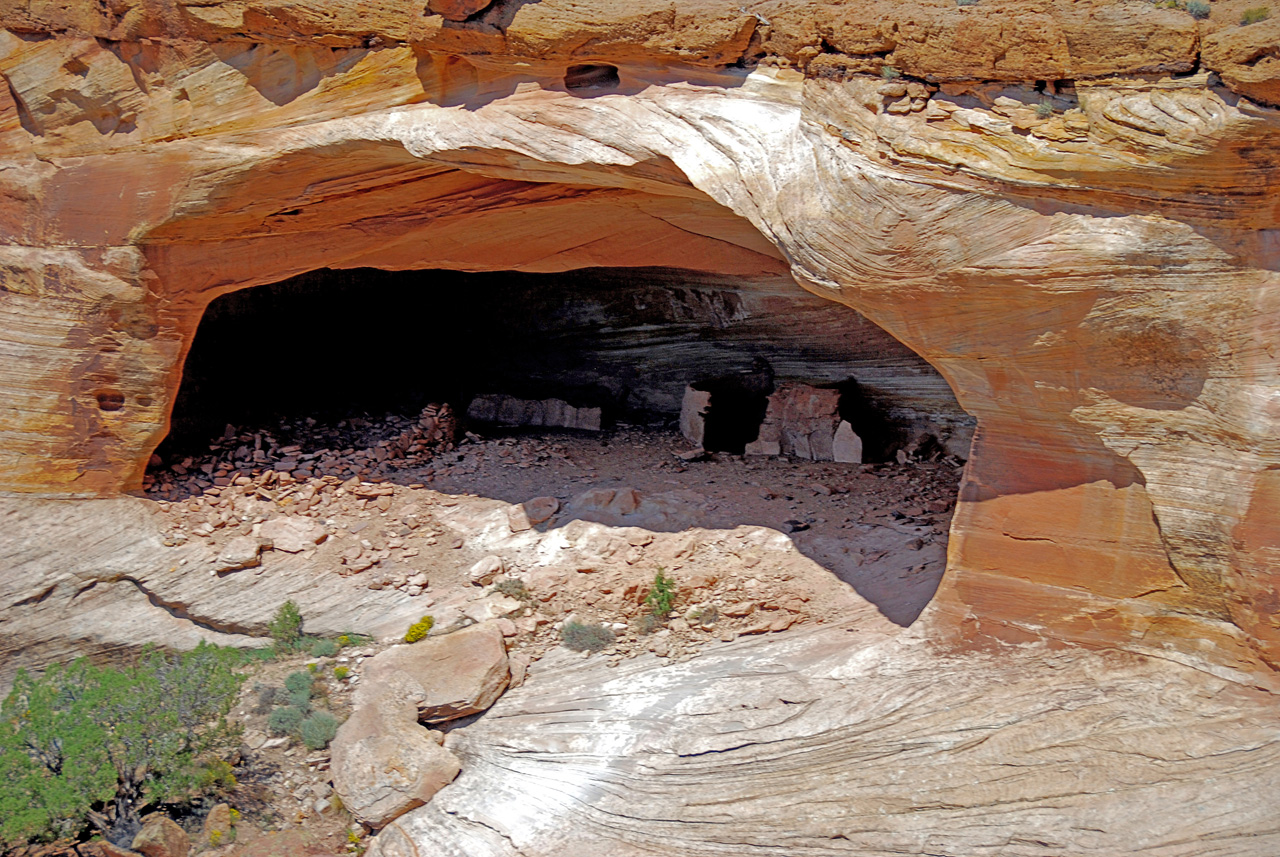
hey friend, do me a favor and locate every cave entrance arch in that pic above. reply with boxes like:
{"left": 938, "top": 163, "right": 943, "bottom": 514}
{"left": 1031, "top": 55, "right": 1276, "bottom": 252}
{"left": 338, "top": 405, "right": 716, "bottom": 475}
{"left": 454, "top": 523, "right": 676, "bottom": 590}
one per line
{"left": 151, "top": 264, "right": 971, "bottom": 627}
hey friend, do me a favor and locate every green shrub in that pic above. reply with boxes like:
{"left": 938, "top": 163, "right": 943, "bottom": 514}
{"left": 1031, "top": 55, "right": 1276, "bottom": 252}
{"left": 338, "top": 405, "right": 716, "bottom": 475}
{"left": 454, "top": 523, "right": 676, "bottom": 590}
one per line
{"left": 283, "top": 671, "right": 313, "bottom": 710}
{"left": 1035, "top": 100, "right": 1053, "bottom": 119}
{"left": 284, "top": 671, "right": 313, "bottom": 697}
{"left": 267, "top": 705, "right": 304, "bottom": 737}
{"left": 1186, "top": 0, "right": 1211, "bottom": 18}
{"left": 880, "top": 65, "right": 901, "bottom": 79}
{"left": 562, "top": 621, "right": 615, "bottom": 652}
{"left": 1242, "top": 5, "right": 1270, "bottom": 24}
{"left": 956, "top": 0, "right": 979, "bottom": 6}
{"left": 194, "top": 759, "right": 237, "bottom": 795}
{"left": 0, "top": 643, "right": 245, "bottom": 849}
{"left": 333, "top": 666, "right": 350, "bottom": 681}
{"left": 268, "top": 600, "right": 303, "bottom": 647}
{"left": 494, "top": 578, "right": 531, "bottom": 602}
{"left": 310, "top": 638, "right": 339, "bottom": 658}
{"left": 644, "top": 569, "right": 677, "bottom": 619}
{"left": 635, "top": 613, "right": 661, "bottom": 635}
{"left": 404, "top": 616, "right": 434, "bottom": 644}
{"left": 299, "top": 712, "right": 339, "bottom": 750}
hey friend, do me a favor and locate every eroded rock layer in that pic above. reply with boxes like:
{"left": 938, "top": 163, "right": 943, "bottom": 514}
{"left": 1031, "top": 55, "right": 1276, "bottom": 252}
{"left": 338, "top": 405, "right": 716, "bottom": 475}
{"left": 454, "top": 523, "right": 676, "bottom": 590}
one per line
{"left": 2, "top": 0, "right": 1280, "bottom": 691}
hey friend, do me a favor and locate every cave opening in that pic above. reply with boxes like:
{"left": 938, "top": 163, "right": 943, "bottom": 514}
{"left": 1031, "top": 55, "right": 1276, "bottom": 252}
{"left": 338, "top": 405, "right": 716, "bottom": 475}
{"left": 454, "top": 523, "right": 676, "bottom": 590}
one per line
{"left": 151, "top": 265, "right": 973, "bottom": 628}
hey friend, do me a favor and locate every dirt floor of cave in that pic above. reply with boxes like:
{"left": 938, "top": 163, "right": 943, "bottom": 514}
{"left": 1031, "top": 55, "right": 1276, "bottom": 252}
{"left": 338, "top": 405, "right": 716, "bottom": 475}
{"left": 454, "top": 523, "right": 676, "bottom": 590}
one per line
{"left": 148, "top": 417, "right": 961, "bottom": 631}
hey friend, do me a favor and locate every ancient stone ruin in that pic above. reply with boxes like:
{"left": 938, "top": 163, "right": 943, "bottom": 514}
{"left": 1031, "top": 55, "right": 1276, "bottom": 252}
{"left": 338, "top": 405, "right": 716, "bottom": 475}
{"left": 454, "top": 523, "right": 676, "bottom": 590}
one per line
{"left": 3, "top": 0, "right": 1280, "bottom": 853}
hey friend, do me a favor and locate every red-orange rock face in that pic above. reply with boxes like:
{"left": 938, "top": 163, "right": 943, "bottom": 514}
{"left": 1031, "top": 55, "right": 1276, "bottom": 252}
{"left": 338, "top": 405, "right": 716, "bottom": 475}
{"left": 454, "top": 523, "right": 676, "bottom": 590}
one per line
{"left": 2, "top": 0, "right": 1280, "bottom": 687}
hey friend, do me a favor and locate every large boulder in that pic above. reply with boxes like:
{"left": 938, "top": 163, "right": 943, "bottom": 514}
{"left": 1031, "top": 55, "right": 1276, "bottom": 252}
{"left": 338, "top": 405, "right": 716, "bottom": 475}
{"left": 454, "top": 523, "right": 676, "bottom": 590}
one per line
{"left": 131, "top": 815, "right": 189, "bottom": 857}
{"left": 358, "top": 622, "right": 510, "bottom": 724}
{"left": 331, "top": 696, "right": 462, "bottom": 829}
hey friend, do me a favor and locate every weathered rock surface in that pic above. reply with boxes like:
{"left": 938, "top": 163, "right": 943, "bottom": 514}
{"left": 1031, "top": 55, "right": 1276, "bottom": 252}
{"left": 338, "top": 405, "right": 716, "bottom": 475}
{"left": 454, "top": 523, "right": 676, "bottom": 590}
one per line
{"left": 357, "top": 623, "right": 510, "bottom": 724}
{"left": 0, "top": 496, "right": 432, "bottom": 693}
{"left": 746, "top": 383, "right": 842, "bottom": 460}
{"left": 467, "top": 395, "right": 603, "bottom": 432}
{"left": 200, "top": 803, "right": 235, "bottom": 849}
{"left": 331, "top": 695, "right": 463, "bottom": 829}
{"left": 2, "top": 1, "right": 1276, "bottom": 685}
{"left": 131, "top": 814, "right": 189, "bottom": 857}
{"left": 2, "top": 3, "right": 1280, "bottom": 851}
{"left": 366, "top": 624, "right": 1280, "bottom": 857}
{"left": 259, "top": 515, "right": 328, "bottom": 553}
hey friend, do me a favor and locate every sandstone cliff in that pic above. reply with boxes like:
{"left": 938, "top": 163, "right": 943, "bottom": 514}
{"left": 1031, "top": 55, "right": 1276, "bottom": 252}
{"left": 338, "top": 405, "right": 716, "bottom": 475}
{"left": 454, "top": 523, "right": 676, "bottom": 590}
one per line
{"left": 2, "top": 3, "right": 1280, "bottom": 851}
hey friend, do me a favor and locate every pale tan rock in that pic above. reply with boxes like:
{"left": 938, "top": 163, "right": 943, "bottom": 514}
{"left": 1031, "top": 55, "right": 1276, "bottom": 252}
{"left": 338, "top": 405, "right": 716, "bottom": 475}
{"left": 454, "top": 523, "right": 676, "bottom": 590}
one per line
{"left": 462, "top": 593, "right": 523, "bottom": 623}
{"left": 131, "top": 815, "right": 189, "bottom": 857}
{"left": 358, "top": 622, "right": 510, "bottom": 724}
{"left": 832, "top": 421, "right": 862, "bottom": 464}
{"left": 214, "top": 536, "right": 261, "bottom": 572}
{"left": 200, "top": 803, "right": 234, "bottom": 848}
{"left": 521, "top": 496, "right": 559, "bottom": 525}
{"left": 259, "top": 516, "right": 327, "bottom": 553}
{"left": 468, "top": 555, "right": 505, "bottom": 586}
{"left": 679, "top": 385, "right": 711, "bottom": 446}
{"left": 331, "top": 695, "right": 462, "bottom": 828}
{"left": 0, "top": 0, "right": 1277, "bottom": 735}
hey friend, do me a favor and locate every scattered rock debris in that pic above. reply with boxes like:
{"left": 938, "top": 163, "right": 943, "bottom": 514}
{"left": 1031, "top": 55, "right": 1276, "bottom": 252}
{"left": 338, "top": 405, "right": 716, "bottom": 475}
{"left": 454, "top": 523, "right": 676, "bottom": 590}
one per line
{"left": 127, "top": 406, "right": 964, "bottom": 854}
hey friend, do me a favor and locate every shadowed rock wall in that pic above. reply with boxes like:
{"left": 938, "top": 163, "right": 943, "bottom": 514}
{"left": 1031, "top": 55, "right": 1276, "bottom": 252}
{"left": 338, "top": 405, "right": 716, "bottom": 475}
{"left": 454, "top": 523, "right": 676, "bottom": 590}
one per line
{"left": 3, "top": 0, "right": 1280, "bottom": 687}
{"left": 161, "top": 265, "right": 970, "bottom": 456}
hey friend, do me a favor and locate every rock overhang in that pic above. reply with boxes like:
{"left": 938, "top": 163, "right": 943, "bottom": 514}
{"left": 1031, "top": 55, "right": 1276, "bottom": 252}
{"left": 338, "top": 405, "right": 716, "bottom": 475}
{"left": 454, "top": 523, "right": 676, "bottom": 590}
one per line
{"left": 1, "top": 0, "right": 1280, "bottom": 690}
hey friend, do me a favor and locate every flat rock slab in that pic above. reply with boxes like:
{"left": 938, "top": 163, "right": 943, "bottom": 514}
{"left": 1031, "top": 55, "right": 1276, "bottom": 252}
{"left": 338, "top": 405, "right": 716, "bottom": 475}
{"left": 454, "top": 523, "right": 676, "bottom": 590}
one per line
{"left": 260, "top": 515, "right": 328, "bottom": 553}
{"left": 358, "top": 622, "right": 510, "bottom": 724}
{"left": 368, "top": 625, "right": 1280, "bottom": 857}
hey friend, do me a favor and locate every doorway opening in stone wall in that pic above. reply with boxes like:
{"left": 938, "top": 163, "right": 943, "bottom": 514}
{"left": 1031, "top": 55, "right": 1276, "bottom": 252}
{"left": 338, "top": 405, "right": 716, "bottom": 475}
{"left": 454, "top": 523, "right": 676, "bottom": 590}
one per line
{"left": 147, "top": 266, "right": 973, "bottom": 629}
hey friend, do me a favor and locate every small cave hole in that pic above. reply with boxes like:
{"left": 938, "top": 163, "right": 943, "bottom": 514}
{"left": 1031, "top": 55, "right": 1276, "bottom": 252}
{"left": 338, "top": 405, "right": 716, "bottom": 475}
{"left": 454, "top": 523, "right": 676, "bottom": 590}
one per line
{"left": 95, "top": 390, "right": 125, "bottom": 412}
{"left": 565, "top": 64, "right": 620, "bottom": 92}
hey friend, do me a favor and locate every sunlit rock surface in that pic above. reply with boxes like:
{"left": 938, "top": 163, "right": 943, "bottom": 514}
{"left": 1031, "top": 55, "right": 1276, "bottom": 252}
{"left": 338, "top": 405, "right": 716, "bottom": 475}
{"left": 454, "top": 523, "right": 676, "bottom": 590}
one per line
{"left": 2, "top": 2, "right": 1280, "bottom": 851}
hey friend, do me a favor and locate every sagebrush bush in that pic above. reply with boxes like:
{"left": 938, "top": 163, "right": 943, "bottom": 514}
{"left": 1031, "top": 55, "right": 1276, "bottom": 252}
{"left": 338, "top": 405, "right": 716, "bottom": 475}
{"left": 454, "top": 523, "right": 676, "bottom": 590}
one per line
{"left": 267, "top": 705, "right": 304, "bottom": 737}
{"left": 284, "top": 671, "right": 314, "bottom": 710}
{"left": 284, "top": 671, "right": 313, "bottom": 697}
{"left": 253, "top": 684, "right": 277, "bottom": 716}
{"left": 310, "top": 638, "right": 339, "bottom": 658}
{"left": 1242, "top": 5, "right": 1270, "bottom": 24}
{"left": 688, "top": 605, "right": 720, "bottom": 627}
{"left": 1186, "top": 0, "right": 1210, "bottom": 19}
{"left": 1035, "top": 100, "right": 1054, "bottom": 119}
{"left": 494, "top": 578, "right": 531, "bottom": 601}
{"left": 404, "top": 615, "right": 434, "bottom": 643}
{"left": 562, "top": 621, "right": 615, "bottom": 652}
{"left": 300, "top": 712, "right": 339, "bottom": 750}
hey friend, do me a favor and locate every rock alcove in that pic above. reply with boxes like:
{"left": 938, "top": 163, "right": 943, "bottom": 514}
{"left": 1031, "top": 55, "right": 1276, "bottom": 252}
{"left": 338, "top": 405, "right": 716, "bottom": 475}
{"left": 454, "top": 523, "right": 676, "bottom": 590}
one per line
{"left": 5, "top": 1, "right": 1280, "bottom": 850}
{"left": 157, "top": 265, "right": 970, "bottom": 463}
{"left": 148, "top": 263, "right": 968, "bottom": 630}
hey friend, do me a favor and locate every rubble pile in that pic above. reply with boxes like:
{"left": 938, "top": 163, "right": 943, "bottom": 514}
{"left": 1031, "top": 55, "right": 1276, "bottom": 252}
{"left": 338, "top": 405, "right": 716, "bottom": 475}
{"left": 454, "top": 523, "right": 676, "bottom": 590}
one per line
{"left": 144, "top": 403, "right": 457, "bottom": 500}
